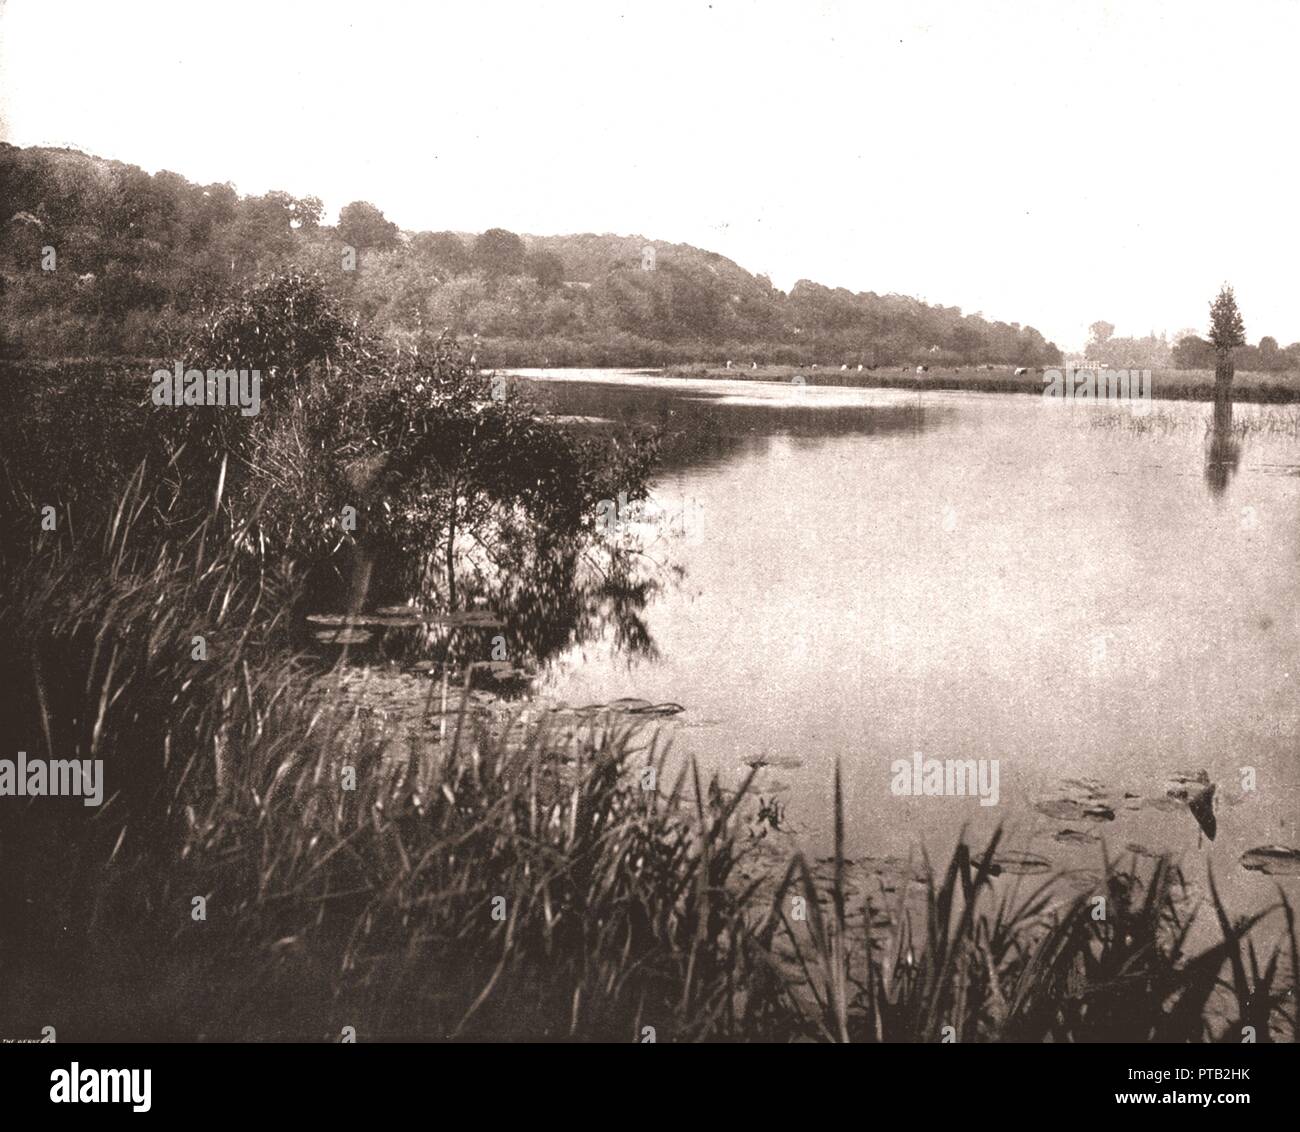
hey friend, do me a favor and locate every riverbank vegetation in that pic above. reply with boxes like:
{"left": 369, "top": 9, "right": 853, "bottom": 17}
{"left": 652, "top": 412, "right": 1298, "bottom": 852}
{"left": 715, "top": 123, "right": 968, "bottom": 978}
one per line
{"left": 1, "top": 550, "right": 1295, "bottom": 1042}
{"left": 2, "top": 141, "right": 1296, "bottom": 1038}
{"left": 10, "top": 142, "right": 1300, "bottom": 383}
{"left": 1, "top": 142, "right": 1065, "bottom": 370}
{"left": 2, "top": 267, "right": 1297, "bottom": 1041}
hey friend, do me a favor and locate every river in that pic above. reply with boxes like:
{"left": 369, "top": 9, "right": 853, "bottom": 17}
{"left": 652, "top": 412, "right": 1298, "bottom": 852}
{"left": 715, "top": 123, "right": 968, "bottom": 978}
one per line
{"left": 509, "top": 368, "right": 1300, "bottom": 914}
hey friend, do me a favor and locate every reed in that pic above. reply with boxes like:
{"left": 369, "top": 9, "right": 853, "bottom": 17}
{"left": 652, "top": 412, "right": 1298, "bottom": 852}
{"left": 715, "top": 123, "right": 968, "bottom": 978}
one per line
{"left": 1, "top": 473, "right": 1294, "bottom": 1042}
{"left": 756, "top": 763, "right": 1298, "bottom": 1043}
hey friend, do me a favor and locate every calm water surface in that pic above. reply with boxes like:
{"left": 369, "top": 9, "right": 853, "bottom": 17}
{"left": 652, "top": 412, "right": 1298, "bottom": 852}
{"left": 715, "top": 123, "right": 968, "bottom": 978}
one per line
{"left": 512, "top": 369, "right": 1300, "bottom": 910}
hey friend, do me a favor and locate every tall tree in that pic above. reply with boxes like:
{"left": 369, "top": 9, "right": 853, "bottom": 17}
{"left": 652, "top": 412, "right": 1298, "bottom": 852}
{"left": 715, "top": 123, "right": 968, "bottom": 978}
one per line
{"left": 411, "top": 231, "right": 471, "bottom": 277}
{"left": 1257, "top": 334, "right": 1280, "bottom": 371}
{"left": 1208, "top": 284, "right": 1245, "bottom": 390}
{"left": 1171, "top": 334, "right": 1214, "bottom": 370}
{"left": 291, "top": 195, "right": 324, "bottom": 229}
{"left": 338, "top": 200, "right": 400, "bottom": 251}
{"left": 473, "top": 228, "right": 526, "bottom": 278}
{"left": 525, "top": 248, "right": 566, "bottom": 288}
{"left": 1088, "top": 320, "right": 1115, "bottom": 346}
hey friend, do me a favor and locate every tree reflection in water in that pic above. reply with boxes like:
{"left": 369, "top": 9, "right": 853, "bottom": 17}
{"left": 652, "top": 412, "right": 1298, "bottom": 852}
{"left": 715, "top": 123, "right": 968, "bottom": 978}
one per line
{"left": 1204, "top": 388, "right": 1242, "bottom": 497}
{"left": 313, "top": 479, "right": 675, "bottom": 699}
{"left": 315, "top": 374, "right": 936, "bottom": 694}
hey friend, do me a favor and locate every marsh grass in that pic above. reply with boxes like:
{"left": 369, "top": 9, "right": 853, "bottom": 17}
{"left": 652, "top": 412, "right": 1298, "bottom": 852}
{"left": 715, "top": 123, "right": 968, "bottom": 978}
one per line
{"left": 1088, "top": 404, "right": 1300, "bottom": 438}
{"left": 1, "top": 471, "right": 1296, "bottom": 1041}
{"left": 760, "top": 764, "right": 1298, "bottom": 1043}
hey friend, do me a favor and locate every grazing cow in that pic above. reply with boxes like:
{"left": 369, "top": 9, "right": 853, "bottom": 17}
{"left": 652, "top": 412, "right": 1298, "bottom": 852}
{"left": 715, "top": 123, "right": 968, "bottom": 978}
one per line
{"left": 1014, "top": 366, "right": 1029, "bottom": 376}
{"left": 916, "top": 365, "right": 929, "bottom": 374}
{"left": 751, "top": 361, "right": 758, "bottom": 370}
{"left": 857, "top": 363, "right": 863, "bottom": 371}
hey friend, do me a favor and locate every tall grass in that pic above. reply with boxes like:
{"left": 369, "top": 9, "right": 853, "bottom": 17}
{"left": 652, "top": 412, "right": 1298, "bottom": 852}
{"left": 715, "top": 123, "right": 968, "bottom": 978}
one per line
{"left": 0, "top": 466, "right": 771, "bottom": 1039}
{"left": 1087, "top": 404, "right": 1300, "bottom": 438}
{"left": 2, "top": 471, "right": 1295, "bottom": 1041}
{"left": 761, "top": 765, "right": 1298, "bottom": 1043}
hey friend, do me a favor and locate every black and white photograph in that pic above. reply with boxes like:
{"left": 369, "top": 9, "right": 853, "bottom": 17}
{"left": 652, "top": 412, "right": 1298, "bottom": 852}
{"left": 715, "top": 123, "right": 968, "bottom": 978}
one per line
{"left": 0, "top": 0, "right": 1297, "bottom": 1096}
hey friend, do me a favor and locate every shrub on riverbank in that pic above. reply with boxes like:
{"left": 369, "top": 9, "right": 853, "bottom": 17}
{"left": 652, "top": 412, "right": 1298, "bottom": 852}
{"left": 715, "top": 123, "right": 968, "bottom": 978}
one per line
{"left": 0, "top": 271, "right": 661, "bottom": 611}
{"left": 0, "top": 453, "right": 776, "bottom": 1038}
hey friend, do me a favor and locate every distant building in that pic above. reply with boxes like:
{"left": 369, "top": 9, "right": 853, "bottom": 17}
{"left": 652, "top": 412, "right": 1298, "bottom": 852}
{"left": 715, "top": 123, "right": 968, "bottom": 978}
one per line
{"left": 641, "top": 244, "right": 656, "bottom": 272}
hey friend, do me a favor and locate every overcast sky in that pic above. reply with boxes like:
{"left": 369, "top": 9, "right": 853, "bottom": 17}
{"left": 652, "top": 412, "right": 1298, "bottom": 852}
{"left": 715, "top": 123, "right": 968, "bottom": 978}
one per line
{"left": 2, "top": 0, "right": 1296, "bottom": 351}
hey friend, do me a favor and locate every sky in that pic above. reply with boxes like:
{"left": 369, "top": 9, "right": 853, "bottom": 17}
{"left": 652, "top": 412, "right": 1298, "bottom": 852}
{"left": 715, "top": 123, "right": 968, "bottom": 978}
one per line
{"left": 2, "top": 0, "right": 1296, "bottom": 352}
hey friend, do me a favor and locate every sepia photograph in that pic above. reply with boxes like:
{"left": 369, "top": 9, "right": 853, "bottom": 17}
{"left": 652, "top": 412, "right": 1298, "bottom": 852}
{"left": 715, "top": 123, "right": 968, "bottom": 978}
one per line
{"left": 0, "top": 0, "right": 1296, "bottom": 1104}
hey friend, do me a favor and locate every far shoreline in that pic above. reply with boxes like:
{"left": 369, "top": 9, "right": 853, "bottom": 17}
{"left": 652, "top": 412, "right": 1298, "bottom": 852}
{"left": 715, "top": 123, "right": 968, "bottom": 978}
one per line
{"left": 649, "top": 363, "right": 1300, "bottom": 404}
{"left": 7, "top": 355, "right": 1300, "bottom": 407}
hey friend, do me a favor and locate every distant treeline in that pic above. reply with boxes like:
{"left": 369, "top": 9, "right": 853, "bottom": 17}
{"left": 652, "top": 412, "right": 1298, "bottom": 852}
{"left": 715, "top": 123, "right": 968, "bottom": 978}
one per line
{"left": 1077, "top": 320, "right": 1300, "bottom": 374}
{"left": 1, "top": 143, "right": 1065, "bottom": 367}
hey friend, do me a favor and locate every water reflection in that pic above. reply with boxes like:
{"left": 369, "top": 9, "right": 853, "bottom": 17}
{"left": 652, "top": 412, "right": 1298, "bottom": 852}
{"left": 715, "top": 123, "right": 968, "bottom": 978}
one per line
{"left": 469, "top": 536, "right": 664, "bottom": 695}
{"left": 310, "top": 530, "right": 666, "bottom": 698}
{"left": 314, "top": 368, "right": 1299, "bottom": 916}
{"left": 514, "top": 376, "right": 939, "bottom": 475}
{"left": 504, "top": 372, "right": 1299, "bottom": 919}
{"left": 1204, "top": 388, "right": 1242, "bottom": 496}
{"left": 392, "top": 377, "right": 941, "bottom": 689}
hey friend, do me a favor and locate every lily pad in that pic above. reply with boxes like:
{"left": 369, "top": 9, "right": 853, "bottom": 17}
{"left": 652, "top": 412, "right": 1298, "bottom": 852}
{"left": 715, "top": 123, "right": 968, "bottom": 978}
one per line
{"left": 1035, "top": 799, "right": 1115, "bottom": 823}
{"left": 1240, "top": 846, "right": 1300, "bottom": 876}
{"left": 1054, "top": 828, "right": 1098, "bottom": 845}
{"left": 974, "top": 850, "right": 1053, "bottom": 876}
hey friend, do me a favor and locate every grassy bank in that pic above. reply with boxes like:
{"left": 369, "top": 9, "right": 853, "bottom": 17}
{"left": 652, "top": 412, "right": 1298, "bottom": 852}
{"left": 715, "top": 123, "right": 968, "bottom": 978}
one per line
{"left": 661, "top": 363, "right": 1300, "bottom": 404}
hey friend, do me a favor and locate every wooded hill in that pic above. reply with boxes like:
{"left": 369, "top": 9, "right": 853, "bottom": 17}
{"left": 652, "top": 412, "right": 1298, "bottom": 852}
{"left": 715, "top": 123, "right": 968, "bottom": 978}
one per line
{"left": 1, "top": 143, "right": 1063, "bottom": 367}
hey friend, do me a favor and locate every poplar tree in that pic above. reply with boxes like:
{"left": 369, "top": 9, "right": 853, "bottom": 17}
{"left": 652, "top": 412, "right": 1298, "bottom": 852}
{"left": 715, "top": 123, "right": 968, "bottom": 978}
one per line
{"left": 1208, "top": 284, "right": 1245, "bottom": 390}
